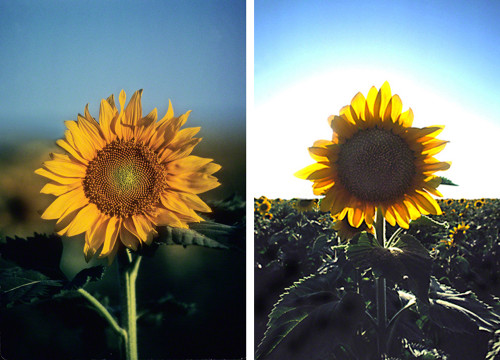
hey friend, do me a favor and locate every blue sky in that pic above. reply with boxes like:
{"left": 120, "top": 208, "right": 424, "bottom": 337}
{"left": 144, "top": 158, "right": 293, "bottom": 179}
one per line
{"left": 253, "top": 0, "right": 500, "bottom": 199}
{"left": 0, "top": 0, "right": 245, "bottom": 141}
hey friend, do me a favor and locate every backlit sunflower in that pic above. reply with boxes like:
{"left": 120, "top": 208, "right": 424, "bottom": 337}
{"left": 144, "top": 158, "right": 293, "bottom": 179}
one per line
{"left": 295, "top": 82, "right": 450, "bottom": 229}
{"left": 36, "top": 90, "right": 221, "bottom": 261}
{"left": 293, "top": 199, "right": 318, "bottom": 212}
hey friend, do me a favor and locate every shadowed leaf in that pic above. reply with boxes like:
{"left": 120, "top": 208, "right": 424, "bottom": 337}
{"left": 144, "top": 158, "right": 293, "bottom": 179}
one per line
{"left": 0, "top": 267, "right": 63, "bottom": 306}
{"left": 400, "top": 278, "right": 500, "bottom": 334}
{"left": 256, "top": 266, "right": 365, "bottom": 359}
{"left": 346, "top": 232, "right": 432, "bottom": 302}
{"left": 0, "top": 233, "right": 65, "bottom": 280}
{"left": 487, "top": 328, "right": 500, "bottom": 360}
{"left": 156, "top": 224, "right": 229, "bottom": 249}
{"left": 66, "top": 266, "right": 106, "bottom": 290}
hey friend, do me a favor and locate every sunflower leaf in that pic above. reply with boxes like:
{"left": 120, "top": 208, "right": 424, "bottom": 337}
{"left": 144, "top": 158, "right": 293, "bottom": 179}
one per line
{"left": 256, "top": 266, "right": 365, "bottom": 360}
{"left": 0, "top": 267, "right": 64, "bottom": 306}
{"left": 156, "top": 225, "right": 229, "bottom": 249}
{"left": 410, "top": 214, "right": 449, "bottom": 229}
{"left": 439, "top": 176, "right": 458, "bottom": 186}
{"left": 0, "top": 233, "right": 65, "bottom": 280}
{"left": 65, "top": 266, "right": 106, "bottom": 290}
{"left": 400, "top": 278, "right": 500, "bottom": 335}
{"left": 486, "top": 329, "right": 500, "bottom": 360}
{"left": 346, "top": 233, "right": 432, "bottom": 302}
{"left": 137, "top": 293, "right": 197, "bottom": 326}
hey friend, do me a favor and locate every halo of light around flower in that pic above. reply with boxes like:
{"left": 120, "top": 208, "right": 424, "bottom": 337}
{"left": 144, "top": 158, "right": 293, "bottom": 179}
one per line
{"left": 295, "top": 82, "right": 451, "bottom": 229}
{"left": 36, "top": 90, "right": 221, "bottom": 261}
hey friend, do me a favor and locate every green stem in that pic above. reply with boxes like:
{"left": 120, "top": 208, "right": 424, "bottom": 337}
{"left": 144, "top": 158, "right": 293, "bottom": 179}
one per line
{"left": 374, "top": 209, "right": 387, "bottom": 358}
{"left": 78, "top": 288, "right": 126, "bottom": 340}
{"left": 118, "top": 249, "right": 142, "bottom": 360}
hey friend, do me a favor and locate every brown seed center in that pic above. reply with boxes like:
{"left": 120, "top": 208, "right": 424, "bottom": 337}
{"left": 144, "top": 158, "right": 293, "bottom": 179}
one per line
{"left": 83, "top": 139, "right": 166, "bottom": 217}
{"left": 336, "top": 128, "right": 415, "bottom": 202}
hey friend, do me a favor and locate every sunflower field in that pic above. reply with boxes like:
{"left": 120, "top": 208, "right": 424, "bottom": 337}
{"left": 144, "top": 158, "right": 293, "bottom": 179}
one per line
{"left": 255, "top": 196, "right": 500, "bottom": 360}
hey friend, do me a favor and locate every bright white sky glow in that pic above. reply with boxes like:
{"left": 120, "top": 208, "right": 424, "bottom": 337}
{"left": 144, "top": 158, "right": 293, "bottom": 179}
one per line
{"left": 251, "top": 67, "right": 500, "bottom": 200}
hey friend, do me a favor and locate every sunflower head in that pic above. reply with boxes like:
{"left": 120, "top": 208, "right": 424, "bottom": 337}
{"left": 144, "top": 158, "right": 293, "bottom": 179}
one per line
{"left": 36, "top": 90, "right": 221, "bottom": 262}
{"left": 443, "top": 222, "right": 470, "bottom": 246}
{"left": 256, "top": 200, "right": 272, "bottom": 215}
{"left": 295, "top": 82, "right": 451, "bottom": 229}
{"left": 293, "top": 199, "right": 318, "bottom": 213}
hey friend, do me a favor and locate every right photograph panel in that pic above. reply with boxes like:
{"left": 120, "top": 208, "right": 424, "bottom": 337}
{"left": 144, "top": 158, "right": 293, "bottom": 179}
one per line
{"left": 253, "top": 1, "right": 500, "bottom": 359}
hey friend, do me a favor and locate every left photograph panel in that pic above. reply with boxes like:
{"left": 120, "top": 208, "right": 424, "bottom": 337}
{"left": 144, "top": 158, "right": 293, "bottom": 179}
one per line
{"left": 0, "top": 1, "right": 246, "bottom": 359}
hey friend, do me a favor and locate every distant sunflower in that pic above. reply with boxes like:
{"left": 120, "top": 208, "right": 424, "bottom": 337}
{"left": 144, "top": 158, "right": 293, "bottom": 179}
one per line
{"left": 443, "top": 222, "right": 469, "bottom": 246}
{"left": 293, "top": 199, "right": 318, "bottom": 212}
{"left": 36, "top": 90, "right": 221, "bottom": 261}
{"left": 256, "top": 200, "right": 271, "bottom": 215}
{"left": 295, "top": 82, "right": 450, "bottom": 229}
{"left": 474, "top": 200, "right": 484, "bottom": 208}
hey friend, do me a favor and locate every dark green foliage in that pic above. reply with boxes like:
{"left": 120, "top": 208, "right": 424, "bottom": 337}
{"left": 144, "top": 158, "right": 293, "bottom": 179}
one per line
{"left": 66, "top": 266, "right": 106, "bottom": 290}
{"left": 256, "top": 266, "right": 365, "bottom": 360}
{"left": 138, "top": 294, "right": 197, "bottom": 326}
{"left": 487, "top": 328, "right": 500, "bottom": 360}
{"left": 347, "top": 232, "right": 432, "bottom": 303}
{"left": 438, "top": 176, "right": 458, "bottom": 186}
{"left": 0, "top": 233, "right": 65, "bottom": 279}
{"left": 0, "top": 267, "right": 63, "bottom": 306}
{"left": 156, "top": 223, "right": 230, "bottom": 249}
{"left": 255, "top": 198, "right": 500, "bottom": 360}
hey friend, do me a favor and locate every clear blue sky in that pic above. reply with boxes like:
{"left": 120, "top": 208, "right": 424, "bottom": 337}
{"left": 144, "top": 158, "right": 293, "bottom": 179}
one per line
{"left": 0, "top": 0, "right": 246, "bottom": 140}
{"left": 255, "top": 0, "right": 500, "bottom": 111}
{"left": 253, "top": 0, "right": 500, "bottom": 199}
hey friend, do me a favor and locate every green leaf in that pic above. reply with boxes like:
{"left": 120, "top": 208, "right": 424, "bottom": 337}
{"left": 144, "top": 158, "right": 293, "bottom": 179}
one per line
{"left": 439, "top": 176, "right": 458, "bottom": 186}
{"left": 0, "top": 267, "right": 63, "bottom": 306}
{"left": 156, "top": 223, "right": 229, "bottom": 249}
{"left": 256, "top": 267, "right": 365, "bottom": 359}
{"left": 486, "top": 328, "right": 500, "bottom": 360}
{"left": 401, "top": 278, "right": 500, "bottom": 334}
{"left": 0, "top": 233, "right": 65, "bottom": 280}
{"left": 402, "top": 338, "right": 449, "bottom": 360}
{"left": 138, "top": 294, "right": 197, "bottom": 326}
{"left": 311, "top": 234, "right": 329, "bottom": 253}
{"left": 410, "top": 214, "right": 449, "bottom": 229}
{"left": 66, "top": 266, "right": 106, "bottom": 290}
{"left": 346, "top": 233, "right": 432, "bottom": 303}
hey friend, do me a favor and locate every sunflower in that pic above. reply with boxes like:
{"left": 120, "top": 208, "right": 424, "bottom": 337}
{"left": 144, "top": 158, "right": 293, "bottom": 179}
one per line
{"left": 256, "top": 200, "right": 271, "bottom": 215}
{"left": 442, "top": 222, "right": 469, "bottom": 246}
{"left": 36, "top": 90, "right": 221, "bottom": 261}
{"left": 295, "top": 82, "right": 450, "bottom": 229}
{"left": 293, "top": 198, "right": 318, "bottom": 212}
{"left": 474, "top": 199, "right": 484, "bottom": 208}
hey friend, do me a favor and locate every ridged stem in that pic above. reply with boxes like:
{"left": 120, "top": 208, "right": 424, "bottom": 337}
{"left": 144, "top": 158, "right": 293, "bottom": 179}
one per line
{"left": 118, "top": 249, "right": 142, "bottom": 360}
{"left": 374, "top": 209, "right": 387, "bottom": 358}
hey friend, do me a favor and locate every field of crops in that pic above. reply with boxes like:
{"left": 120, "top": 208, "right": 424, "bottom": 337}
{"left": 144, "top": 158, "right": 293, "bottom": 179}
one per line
{"left": 255, "top": 197, "right": 500, "bottom": 359}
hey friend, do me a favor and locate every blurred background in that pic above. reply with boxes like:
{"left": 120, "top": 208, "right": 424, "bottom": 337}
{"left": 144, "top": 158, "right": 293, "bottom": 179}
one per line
{"left": 253, "top": 0, "right": 500, "bottom": 200}
{"left": 0, "top": 0, "right": 246, "bottom": 359}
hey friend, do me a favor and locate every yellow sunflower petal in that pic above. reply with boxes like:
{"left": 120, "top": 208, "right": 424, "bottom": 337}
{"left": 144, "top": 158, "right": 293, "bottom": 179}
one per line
{"left": 119, "top": 225, "right": 139, "bottom": 251}
{"left": 155, "top": 209, "right": 186, "bottom": 228}
{"left": 35, "top": 168, "right": 82, "bottom": 185}
{"left": 295, "top": 163, "right": 329, "bottom": 179}
{"left": 64, "top": 203, "right": 101, "bottom": 237}
{"left": 100, "top": 217, "right": 121, "bottom": 257}
{"left": 374, "top": 81, "right": 392, "bottom": 121}
{"left": 40, "top": 181, "right": 81, "bottom": 196}
{"left": 41, "top": 187, "right": 87, "bottom": 220}
{"left": 56, "top": 139, "right": 88, "bottom": 165}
